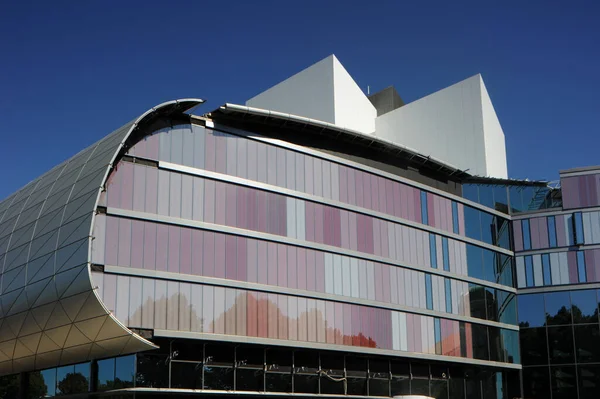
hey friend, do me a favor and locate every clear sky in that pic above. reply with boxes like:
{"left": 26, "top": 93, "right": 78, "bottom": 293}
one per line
{"left": 1, "top": 1, "right": 599, "bottom": 200}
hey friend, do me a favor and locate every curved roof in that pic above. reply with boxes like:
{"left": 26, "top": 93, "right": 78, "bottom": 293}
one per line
{"left": 0, "top": 99, "right": 203, "bottom": 375}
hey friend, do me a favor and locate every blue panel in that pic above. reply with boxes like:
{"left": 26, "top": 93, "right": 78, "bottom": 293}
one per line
{"left": 525, "top": 256, "right": 534, "bottom": 287}
{"left": 574, "top": 212, "right": 585, "bottom": 245}
{"left": 442, "top": 237, "right": 450, "bottom": 271}
{"left": 434, "top": 318, "right": 442, "bottom": 355}
{"left": 420, "top": 191, "right": 428, "bottom": 225}
{"left": 522, "top": 219, "right": 531, "bottom": 250}
{"left": 542, "top": 254, "right": 552, "bottom": 286}
{"left": 451, "top": 201, "right": 459, "bottom": 234}
{"left": 547, "top": 216, "right": 557, "bottom": 248}
{"left": 577, "top": 251, "right": 587, "bottom": 283}
{"left": 429, "top": 234, "right": 437, "bottom": 269}
{"left": 444, "top": 278, "right": 452, "bottom": 313}
{"left": 425, "top": 274, "right": 433, "bottom": 310}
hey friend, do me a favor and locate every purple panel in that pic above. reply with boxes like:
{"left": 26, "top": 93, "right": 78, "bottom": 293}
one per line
{"left": 530, "top": 218, "right": 541, "bottom": 250}
{"left": 343, "top": 303, "right": 352, "bottom": 346}
{"left": 236, "top": 186, "right": 246, "bottom": 230}
{"left": 325, "top": 301, "right": 335, "bottom": 344}
{"left": 246, "top": 238, "right": 257, "bottom": 283}
{"left": 406, "top": 313, "right": 414, "bottom": 352}
{"left": 225, "top": 235, "right": 237, "bottom": 279}
{"left": 385, "top": 179, "right": 394, "bottom": 216}
{"left": 351, "top": 305, "right": 360, "bottom": 346}
{"left": 378, "top": 176, "right": 387, "bottom": 214}
{"left": 556, "top": 216, "right": 567, "bottom": 247}
{"left": 355, "top": 169, "right": 364, "bottom": 208}
{"left": 513, "top": 220, "right": 523, "bottom": 252}
{"left": 119, "top": 162, "right": 134, "bottom": 210}
{"left": 167, "top": 225, "right": 180, "bottom": 273}
{"left": 279, "top": 294, "right": 289, "bottom": 340}
{"left": 373, "top": 218, "right": 381, "bottom": 257}
{"left": 305, "top": 201, "right": 315, "bottom": 242}
{"left": 105, "top": 216, "right": 119, "bottom": 266}
{"left": 374, "top": 263, "right": 383, "bottom": 302}
{"left": 268, "top": 293, "right": 278, "bottom": 339}
{"left": 131, "top": 220, "right": 144, "bottom": 269}
{"left": 348, "top": 213, "right": 358, "bottom": 252}
{"left": 225, "top": 184, "right": 237, "bottom": 228}
{"left": 567, "top": 251, "right": 579, "bottom": 283}
{"left": 203, "top": 179, "right": 215, "bottom": 224}
{"left": 364, "top": 216, "right": 374, "bottom": 254}
{"left": 322, "top": 206, "right": 331, "bottom": 246}
{"left": 314, "top": 204, "right": 324, "bottom": 244}
{"left": 279, "top": 195, "right": 287, "bottom": 236}
{"left": 392, "top": 182, "right": 402, "bottom": 218}
{"left": 379, "top": 220, "right": 389, "bottom": 258}
{"left": 191, "top": 229, "right": 203, "bottom": 276}
{"left": 146, "top": 134, "right": 159, "bottom": 160}
{"left": 347, "top": 167, "right": 356, "bottom": 206}
{"left": 332, "top": 207, "right": 342, "bottom": 247}
{"left": 106, "top": 168, "right": 122, "bottom": 208}
{"left": 413, "top": 188, "right": 422, "bottom": 224}
{"left": 297, "top": 247, "right": 307, "bottom": 290}
{"left": 381, "top": 264, "right": 391, "bottom": 303}
{"left": 143, "top": 222, "right": 156, "bottom": 270}
{"left": 168, "top": 173, "right": 181, "bottom": 218}
{"left": 362, "top": 171, "right": 372, "bottom": 211}
{"left": 203, "top": 232, "right": 215, "bottom": 277}
{"left": 257, "top": 292, "right": 268, "bottom": 338}
{"left": 457, "top": 203, "right": 465, "bottom": 236}
{"left": 257, "top": 240, "right": 267, "bottom": 284}
{"left": 132, "top": 164, "right": 146, "bottom": 212}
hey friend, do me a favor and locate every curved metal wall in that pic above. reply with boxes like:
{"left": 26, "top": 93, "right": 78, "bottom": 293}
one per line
{"left": 0, "top": 99, "right": 203, "bottom": 376}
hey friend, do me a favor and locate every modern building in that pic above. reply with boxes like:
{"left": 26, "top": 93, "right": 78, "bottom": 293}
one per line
{"left": 0, "top": 55, "right": 590, "bottom": 399}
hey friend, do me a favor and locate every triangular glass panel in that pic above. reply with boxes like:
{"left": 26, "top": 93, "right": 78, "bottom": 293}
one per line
{"left": 7, "top": 289, "right": 30, "bottom": 315}
{"left": 19, "top": 332, "right": 42, "bottom": 354}
{"left": 95, "top": 335, "right": 131, "bottom": 355}
{"left": 4, "top": 243, "right": 30, "bottom": 273}
{"left": 0, "top": 288, "right": 21, "bottom": 316}
{"left": 5, "top": 312, "right": 27, "bottom": 337}
{"left": 55, "top": 238, "right": 88, "bottom": 273}
{"left": 7, "top": 223, "right": 35, "bottom": 251}
{"left": 59, "top": 343, "right": 92, "bottom": 366}
{"left": 89, "top": 343, "right": 108, "bottom": 359}
{"left": 59, "top": 267, "right": 92, "bottom": 299}
{"left": 35, "top": 349, "right": 62, "bottom": 370}
{"left": 45, "top": 325, "right": 71, "bottom": 348}
{"left": 1, "top": 265, "right": 25, "bottom": 293}
{"left": 54, "top": 265, "right": 85, "bottom": 299}
{"left": 12, "top": 354, "right": 35, "bottom": 373}
{"left": 64, "top": 325, "right": 91, "bottom": 347}
{"left": 60, "top": 292, "right": 89, "bottom": 322}
{"left": 74, "top": 315, "right": 107, "bottom": 341}
{"left": 56, "top": 214, "right": 92, "bottom": 249}
{"left": 0, "top": 319, "right": 16, "bottom": 342}
{"left": 32, "top": 277, "right": 58, "bottom": 308}
{"left": 31, "top": 302, "right": 57, "bottom": 330}
{"left": 37, "top": 333, "right": 62, "bottom": 354}
{"left": 25, "top": 276, "right": 52, "bottom": 308}
{"left": 74, "top": 292, "right": 107, "bottom": 322}
{"left": 62, "top": 190, "right": 98, "bottom": 225}
{"left": 44, "top": 303, "right": 71, "bottom": 330}
{"left": 0, "top": 340, "right": 16, "bottom": 358}
{"left": 0, "top": 348, "right": 8, "bottom": 362}
{"left": 18, "top": 313, "right": 42, "bottom": 336}
{"left": 0, "top": 359, "right": 13, "bottom": 376}
{"left": 94, "top": 317, "right": 128, "bottom": 341}
{"left": 5, "top": 265, "right": 27, "bottom": 293}
{"left": 13, "top": 339, "right": 34, "bottom": 358}
{"left": 26, "top": 253, "right": 55, "bottom": 284}
{"left": 33, "top": 206, "right": 65, "bottom": 238}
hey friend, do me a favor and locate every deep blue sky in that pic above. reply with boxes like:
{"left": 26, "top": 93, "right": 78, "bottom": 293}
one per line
{"left": 2, "top": 1, "right": 599, "bottom": 199}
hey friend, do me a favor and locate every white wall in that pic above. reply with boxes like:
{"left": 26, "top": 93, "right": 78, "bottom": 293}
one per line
{"left": 332, "top": 57, "right": 377, "bottom": 133}
{"left": 246, "top": 55, "right": 336, "bottom": 124}
{"left": 374, "top": 75, "right": 508, "bottom": 178}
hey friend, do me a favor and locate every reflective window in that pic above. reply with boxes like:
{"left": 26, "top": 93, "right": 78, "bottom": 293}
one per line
{"left": 429, "top": 233, "right": 437, "bottom": 269}
{"left": 525, "top": 256, "right": 534, "bottom": 287}
{"left": 542, "top": 254, "right": 552, "bottom": 286}
{"left": 96, "top": 358, "right": 115, "bottom": 391}
{"left": 469, "top": 284, "right": 487, "bottom": 320}
{"left": 451, "top": 201, "right": 459, "bottom": 234}
{"left": 0, "top": 374, "right": 20, "bottom": 399}
{"left": 522, "top": 367, "right": 550, "bottom": 399}
{"left": 548, "top": 216, "right": 557, "bottom": 248}
{"left": 522, "top": 219, "right": 531, "bottom": 250}
{"left": 574, "top": 324, "right": 600, "bottom": 363}
{"left": 577, "top": 251, "right": 587, "bottom": 283}
{"left": 56, "top": 363, "right": 89, "bottom": 395}
{"left": 551, "top": 366, "right": 576, "bottom": 399}
{"left": 574, "top": 212, "right": 585, "bottom": 245}
{"left": 420, "top": 191, "right": 428, "bottom": 225}
{"left": 466, "top": 245, "right": 484, "bottom": 280}
{"left": 425, "top": 274, "right": 433, "bottom": 310}
{"left": 444, "top": 279, "right": 452, "bottom": 313}
{"left": 578, "top": 365, "right": 600, "bottom": 398}
{"left": 548, "top": 326, "right": 575, "bottom": 364}
{"left": 115, "top": 355, "right": 135, "bottom": 389}
{"left": 518, "top": 294, "right": 545, "bottom": 327}
{"left": 545, "top": 292, "right": 572, "bottom": 325}
{"left": 40, "top": 369, "right": 57, "bottom": 397}
{"left": 571, "top": 290, "right": 598, "bottom": 324}
{"left": 520, "top": 328, "right": 548, "bottom": 366}
{"left": 441, "top": 237, "right": 450, "bottom": 271}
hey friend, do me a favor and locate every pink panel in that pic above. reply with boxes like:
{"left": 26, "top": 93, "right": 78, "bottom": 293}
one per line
{"left": 257, "top": 292, "right": 268, "bottom": 338}
{"left": 246, "top": 292, "right": 258, "bottom": 337}
{"left": 167, "top": 225, "right": 180, "bottom": 273}
{"left": 315, "top": 252, "right": 325, "bottom": 293}
{"left": 191, "top": 229, "right": 203, "bottom": 276}
{"left": 568, "top": 251, "right": 579, "bottom": 283}
{"left": 215, "top": 134, "right": 227, "bottom": 174}
{"left": 106, "top": 167, "right": 122, "bottom": 208}
{"left": 132, "top": 164, "right": 146, "bottom": 212}
{"left": 585, "top": 250, "right": 596, "bottom": 283}
{"left": 277, "top": 244, "right": 287, "bottom": 287}
{"left": 340, "top": 210, "right": 349, "bottom": 250}
{"left": 155, "top": 224, "right": 169, "bottom": 272}
{"left": 246, "top": 239, "right": 257, "bottom": 283}
{"left": 392, "top": 182, "right": 402, "bottom": 218}
{"left": 381, "top": 265, "right": 391, "bottom": 303}
{"left": 326, "top": 301, "right": 335, "bottom": 344}
{"left": 332, "top": 207, "right": 341, "bottom": 247}
{"left": 305, "top": 201, "right": 314, "bottom": 242}
{"left": 279, "top": 195, "right": 287, "bottom": 236}
{"left": 277, "top": 294, "right": 288, "bottom": 340}
{"left": 267, "top": 242, "right": 278, "bottom": 286}
{"left": 513, "top": 220, "right": 523, "bottom": 252}
{"left": 144, "top": 167, "right": 158, "bottom": 214}
{"left": 373, "top": 219, "right": 381, "bottom": 257}
{"left": 465, "top": 323, "right": 473, "bottom": 358}
{"left": 374, "top": 263, "right": 383, "bottom": 302}
{"left": 204, "top": 130, "right": 216, "bottom": 172}
{"left": 556, "top": 216, "right": 567, "bottom": 247}
{"left": 339, "top": 165, "right": 348, "bottom": 203}
{"left": 379, "top": 220, "right": 389, "bottom": 258}
{"left": 538, "top": 217, "right": 549, "bottom": 248}
{"left": 348, "top": 213, "right": 358, "bottom": 252}
{"left": 399, "top": 184, "right": 409, "bottom": 221}
{"left": 457, "top": 203, "right": 465, "bottom": 236}
{"left": 530, "top": 218, "right": 541, "bottom": 250}
{"left": 362, "top": 172, "right": 372, "bottom": 211}
{"left": 268, "top": 293, "right": 278, "bottom": 339}
{"left": 307, "top": 298, "right": 317, "bottom": 342}
{"left": 257, "top": 191, "right": 267, "bottom": 233}
{"left": 406, "top": 313, "right": 414, "bottom": 352}
{"left": 146, "top": 134, "right": 159, "bottom": 160}
{"left": 413, "top": 188, "right": 422, "bottom": 224}
{"left": 236, "top": 290, "right": 247, "bottom": 336}
{"left": 203, "top": 179, "right": 215, "bottom": 224}
{"left": 214, "top": 233, "right": 226, "bottom": 278}
{"left": 237, "top": 237, "right": 247, "bottom": 282}
{"left": 343, "top": 303, "right": 352, "bottom": 346}
{"left": 288, "top": 296, "right": 298, "bottom": 341}
{"left": 334, "top": 302, "right": 344, "bottom": 345}
{"left": 378, "top": 176, "right": 387, "bottom": 214}
{"left": 347, "top": 167, "right": 356, "bottom": 206}
{"left": 105, "top": 216, "right": 119, "bottom": 266}
{"left": 298, "top": 247, "right": 308, "bottom": 290}
{"left": 298, "top": 298, "right": 308, "bottom": 342}
{"left": 142, "top": 222, "right": 156, "bottom": 270}
{"left": 287, "top": 246, "right": 297, "bottom": 289}
{"left": 203, "top": 232, "right": 215, "bottom": 277}
{"left": 225, "top": 235, "right": 237, "bottom": 279}
{"left": 257, "top": 240, "right": 268, "bottom": 284}
{"left": 364, "top": 216, "right": 374, "bottom": 254}
{"left": 180, "top": 228, "right": 192, "bottom": 275}
{"left": 351, "top": 305, "right": 360, "bottom": 346}
{"left": 427, "top": 193, "right": 436, "bottom": 228}
{"left": 117, "top": 219, "right": 132, "bottom": 267}
{"left": 314, "top": 204, "right": 324, "bottom": 244}
{"left": 385, "top": 179, "right": 394, "bottom": 216}
{"left": 355, "top": 170, "right": 364, "bottom": 209}
{"left": 225, "top": 184, "right": 237, "bottom": 228}
{"left": 246, "top": 188, "right": 255, "bottom": 231}
{"left": 130, "top": 220, "right": 144, "bottom": 269}
{"left": 214, "top": 181, "right": 226, "bottom": 226}
{"left": 322, "top": 206, "right": 331, "bottom": 246}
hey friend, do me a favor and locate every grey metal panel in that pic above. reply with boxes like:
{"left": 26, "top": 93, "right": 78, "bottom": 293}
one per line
{"left": 0, "top": 99, "right": 204, "bottom": 375}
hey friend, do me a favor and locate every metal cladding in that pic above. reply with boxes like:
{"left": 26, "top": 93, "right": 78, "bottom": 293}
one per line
{"left": 0, "top": 99, "right": 203, "bottom": 375}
